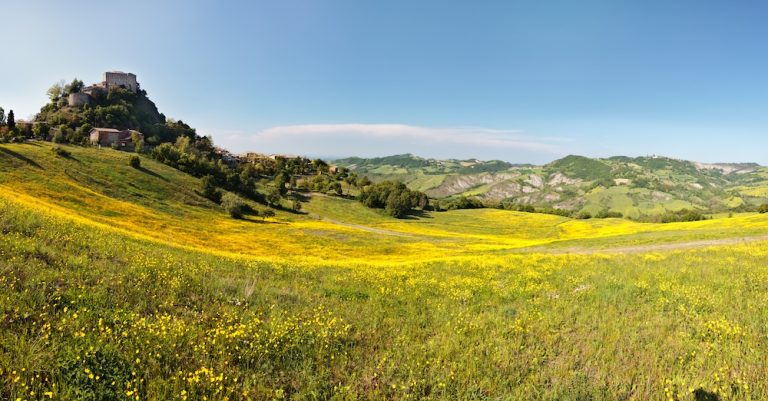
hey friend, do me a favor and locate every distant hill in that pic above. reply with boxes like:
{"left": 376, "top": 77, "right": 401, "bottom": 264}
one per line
{"left": 335, "top": 153, "right": 529, "bottom": 175}
{"left": 334, "top": 153, "right": 768, "bottom": 218}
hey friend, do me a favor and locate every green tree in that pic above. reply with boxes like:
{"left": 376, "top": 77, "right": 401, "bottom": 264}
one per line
{"left": 131, "top": 132, "right": 144, "bottom": 153}
{"left": 32, "top": 123, "right": 48, "bottom": 139}
{"left": 221, "top": 193, "right": 246, "bottom": 219}
{"left": 0, "top": 107, "right": 5, "bottom": 125}
{"left": 201, "top": 175, "right": 222, "bottom": 203}
{"left": 292, "top": 199, "right": 302, "bottom": 212}
{"left": 266, "top": 187, "right": 282, "bottom": 207}
{"left": 6, "top": 110, "right": 15, "bottom": 131}
{"left": 64, "top": 78, "right": 84, "bottom": 95}
{"left": 47, "top": 81, "right": 65, "bottom": 102}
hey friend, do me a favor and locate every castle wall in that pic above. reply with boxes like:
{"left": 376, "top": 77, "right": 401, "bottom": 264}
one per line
{"left": 103, "top": 72, "right": 138, "bottom": 92}
{"left": 68, "top": 92, "right": 90, "bottom": 107}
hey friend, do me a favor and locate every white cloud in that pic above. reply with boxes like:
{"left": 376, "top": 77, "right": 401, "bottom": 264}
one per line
{"left": 208, "top": 123, "right": 574, "bottom": 163}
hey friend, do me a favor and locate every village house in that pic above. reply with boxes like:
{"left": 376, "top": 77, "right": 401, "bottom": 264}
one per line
{"left": 89, "top": 128, "right": 143, "bottom": 147}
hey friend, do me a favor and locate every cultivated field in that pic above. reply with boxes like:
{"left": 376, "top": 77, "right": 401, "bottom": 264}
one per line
{"left": 2, "top": 143, "right": 768, "bottom": 400}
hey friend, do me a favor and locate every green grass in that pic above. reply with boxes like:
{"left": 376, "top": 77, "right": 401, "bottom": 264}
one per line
{"left": 4, "top": 143, "right": 768, "bottom": 400}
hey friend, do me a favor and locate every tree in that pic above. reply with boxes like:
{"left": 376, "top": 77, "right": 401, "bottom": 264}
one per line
{"left": 266, "top": 187, "right": 282, "bottom": 207}
{"left": 47, "top": 81, "right": 65, "bottom": 102}
{"left": 0, "top": 107, "right": 5, "bottom": 125}
{"left": 201, "top": 175, "right": 221, "bottom": 203}
{"left": 292, "top": 199, "right": 302, "bottom": 212}
{"left": 274, "top": 173, "right": 288, "bottom": 195}
{"left": 131, "top": 132, "right": 144, "bottom": 153}
{"left": 32, "top": 123, "right": 48, "bottom": 139}
{"left": 6, "top": 110, "right": 15, "bottom": 131}
{"left": 221, "top": 193, "right": 246, "bottom": 219}
{"left": 64, "top": 78, "right": 84, "bottom": 95}
{"left": 330, "top": 181, "right": 343, "bottom": 195}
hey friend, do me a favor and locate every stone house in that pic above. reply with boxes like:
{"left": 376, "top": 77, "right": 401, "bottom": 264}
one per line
{"left": 89, "top": 128, "right": 143, "bottom": 147}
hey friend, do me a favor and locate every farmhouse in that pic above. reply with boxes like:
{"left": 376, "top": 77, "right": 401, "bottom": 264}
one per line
{"left": 89, "top": 128, "right": 143, "bottom": 147}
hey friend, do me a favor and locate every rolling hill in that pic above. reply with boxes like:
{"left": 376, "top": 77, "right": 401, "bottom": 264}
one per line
{"left": 4, "top": 142, "right": 768, "bottom": 399}
{"left": 334, "top": 153, "right": 768, "bottom": 218}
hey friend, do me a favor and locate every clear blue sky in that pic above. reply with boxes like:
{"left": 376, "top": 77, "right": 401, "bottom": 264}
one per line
{"left": 2, "top": 0, "right": 768, "bottom": 164}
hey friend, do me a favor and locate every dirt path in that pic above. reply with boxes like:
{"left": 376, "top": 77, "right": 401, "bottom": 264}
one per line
{"left": 521, "top": 234, "right": 768, "bottom": 255}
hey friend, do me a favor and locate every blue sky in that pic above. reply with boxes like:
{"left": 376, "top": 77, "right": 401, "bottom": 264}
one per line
{"left": 2, "top": 0, "right": 768, "bottom": 164}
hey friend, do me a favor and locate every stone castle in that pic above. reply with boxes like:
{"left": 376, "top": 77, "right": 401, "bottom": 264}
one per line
{"left": 68, "top": 71, "right": 139, "bottom": 107}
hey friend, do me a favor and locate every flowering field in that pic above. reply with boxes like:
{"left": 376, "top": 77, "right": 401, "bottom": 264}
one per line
{"left": 2, "top": 143, "right": 768, "bottom": 400}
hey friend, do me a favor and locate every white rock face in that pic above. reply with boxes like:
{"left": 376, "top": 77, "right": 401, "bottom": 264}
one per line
{"left": 548, "top": 173, "right": 580, "bottom": 186}
{"left": 526, "top": 174, "right": 544, "bottom": 189}
{"left": 694, "top": 162, "right": 756, "bottom": 175}
{"left": 613, "top": 178, "right": 631, "bottom": 186}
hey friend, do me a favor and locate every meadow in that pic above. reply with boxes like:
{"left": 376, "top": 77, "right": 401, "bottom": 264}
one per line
{"left": 2, "top": 143, "right": 768, "bottom": 400}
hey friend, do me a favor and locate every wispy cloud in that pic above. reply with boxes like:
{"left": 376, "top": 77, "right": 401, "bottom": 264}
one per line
{"left": 208, "top": 123, "right": 573, "bottom": 163}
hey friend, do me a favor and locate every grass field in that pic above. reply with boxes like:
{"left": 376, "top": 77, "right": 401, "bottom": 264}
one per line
{"left": 2, "top": 142, "right": 768, "bottom": 400}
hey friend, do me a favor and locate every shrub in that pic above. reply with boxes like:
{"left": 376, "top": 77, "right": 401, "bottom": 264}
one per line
{"left": 51, "top": 146, "right": 70, "bottom": 157}
{"left": 660, "top": 208, "right": 706, "bottom": 223}
{"left": 596, "top": 210, "right": 623, "bottom": 219}
{"left": 221, "top": 193, "right": 246, "bottom": 219}
{"left": 260, "top": 209, "right": 276, "bottom": 220}
{"left": 128, "top": 155, "right": 141, "bottom": 169}
{"left": 577, "top": 211, "right": 593, "bottom": 219}
{"left": 758, "top": 204, "right": 768, "bottom": 214}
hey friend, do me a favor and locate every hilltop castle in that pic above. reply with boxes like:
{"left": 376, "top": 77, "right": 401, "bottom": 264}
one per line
{"left": 68, "top": 71, "right": 139, "bottom": 107}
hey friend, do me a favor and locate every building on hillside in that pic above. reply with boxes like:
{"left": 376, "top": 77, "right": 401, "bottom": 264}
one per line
{"left": 103, "top": 71, "right": 138, "bottom": 92}
{"left": 69, "top": 71, "right": 139, "bottom": 107}
{"left": 89, "top": 128, "right": 143, "bottom": 147}
{"left": 214, "top": 147, "right": 238, "bottom": 167}
{"left": 68, "top": 92, "right": 90, "bottom": 107}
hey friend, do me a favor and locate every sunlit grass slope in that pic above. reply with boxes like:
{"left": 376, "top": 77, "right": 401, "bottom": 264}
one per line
{"left": 2, "top": 142, "right": 768, "bottom": 264}
{"left": 3, "top": 199, "right": 768, "bottom": 400}
{"left": 3, "top": 143, "right": 768, "bottom": 400}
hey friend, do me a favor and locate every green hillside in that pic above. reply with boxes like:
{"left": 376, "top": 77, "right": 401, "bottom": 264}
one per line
{"left": 335, "top": 153, "right": 768, "bottom": 218}
{"left": 4, "top": 142, "right": 768, "bottom": 400}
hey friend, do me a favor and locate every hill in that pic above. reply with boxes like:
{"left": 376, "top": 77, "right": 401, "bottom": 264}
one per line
{"left": 4, "top": 142, "right": 768, "bottom": 262}
{"left": 4, "top": 142, "right": 768, "bottom": 399}
{"left": 31, "top": 76, "right": 198, "bottom": 145}
{"left": 334, "top": 153, "right": 768, "bottom": 218}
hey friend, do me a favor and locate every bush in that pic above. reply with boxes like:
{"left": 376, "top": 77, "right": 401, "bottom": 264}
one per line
{"left": 596, "top": 210, "right": 623, "bottom": 219}
{"left": 51, "top": 146, "right": 70, "bottom": 157}
{"left": 577, "top": 211, "right": 592, "bottom": 219}
{"left": 261, "top": 209, "right": 276, "bottom": 220}
{"left": 221, "top": 193, "right": 247, "bottom": 219}
{"left": 128, "top": 155, "right": 141, "bottom": 169}
{"left": 660, "top": 208, "right": 706, "bottom": 223}
{"left": 443, "top": 196, "right": 485, "bottom": 211}
{"left": 759, "top": 204, "right": 768, "bottom": 214}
